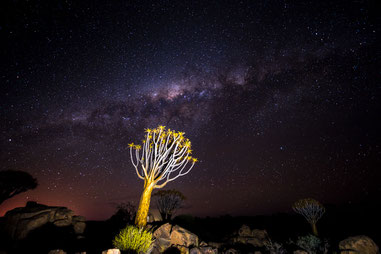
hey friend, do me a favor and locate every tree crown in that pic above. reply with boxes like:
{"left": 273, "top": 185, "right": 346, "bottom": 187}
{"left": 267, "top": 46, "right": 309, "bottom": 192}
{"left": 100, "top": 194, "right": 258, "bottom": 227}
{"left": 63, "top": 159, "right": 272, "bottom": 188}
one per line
{"left": 0, "top": 170, "right": 38, "bottom": 206}
{"left": 129, "top": 126, "right": 197, "bottom": 189}
{"left": 292, "top": 198, "right": 325, "bottom": 224}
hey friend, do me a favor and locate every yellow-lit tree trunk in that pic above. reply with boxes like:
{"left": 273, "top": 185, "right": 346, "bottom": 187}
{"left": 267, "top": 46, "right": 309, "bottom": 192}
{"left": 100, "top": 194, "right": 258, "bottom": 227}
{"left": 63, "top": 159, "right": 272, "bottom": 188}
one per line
{"left": 135, "top": 182, "right": 154, "bottom": 228}
{"left": 311, "top": 222, "right": 318, "bottom": 236}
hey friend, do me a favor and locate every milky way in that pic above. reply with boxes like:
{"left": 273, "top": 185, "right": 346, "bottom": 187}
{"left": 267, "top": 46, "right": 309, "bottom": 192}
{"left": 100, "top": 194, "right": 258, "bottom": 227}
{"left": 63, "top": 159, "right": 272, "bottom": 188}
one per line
{"left": 1, "top": 0, "right": 380, "bottom": 219}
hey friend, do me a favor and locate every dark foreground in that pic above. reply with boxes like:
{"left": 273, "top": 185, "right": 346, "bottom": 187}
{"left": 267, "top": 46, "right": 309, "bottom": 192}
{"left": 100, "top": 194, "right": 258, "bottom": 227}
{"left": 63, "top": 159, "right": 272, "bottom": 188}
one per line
{"left": 0, "top": 201, "right": 379, "bottom": 254}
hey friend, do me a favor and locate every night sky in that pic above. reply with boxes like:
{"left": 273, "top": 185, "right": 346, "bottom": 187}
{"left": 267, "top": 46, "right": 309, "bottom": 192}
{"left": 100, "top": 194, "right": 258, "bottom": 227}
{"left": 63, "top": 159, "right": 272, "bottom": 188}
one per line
{"left": 1, "top": 0, "right": 380, "bottom": 220}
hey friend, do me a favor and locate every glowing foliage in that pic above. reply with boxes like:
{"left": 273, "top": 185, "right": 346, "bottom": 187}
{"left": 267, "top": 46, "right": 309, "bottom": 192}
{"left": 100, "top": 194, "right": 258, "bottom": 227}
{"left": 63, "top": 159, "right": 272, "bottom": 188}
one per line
{"left": 292, "top": 198, "right": 325, "bottom": 236}
{"left": 129, "top": 125, "right": 197, "bottom": 227}
{"left": 113, "top": 225, "right": 153, "bottom": 253}
{"left": 130, "top": 125, "right": 197, "bottom": 189}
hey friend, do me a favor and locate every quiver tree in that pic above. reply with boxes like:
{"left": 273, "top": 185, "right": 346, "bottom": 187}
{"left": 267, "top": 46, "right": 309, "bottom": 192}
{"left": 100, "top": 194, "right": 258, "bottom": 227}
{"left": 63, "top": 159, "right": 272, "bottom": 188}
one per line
{"left": 129, "top": 126, "right": 197, "bottom": 227}
{"left": 153, "top": 189, "right": 186, "bottom": 222}
{"left": 110, "top": 202, "right": 137, "bottom": 226}
{"left": 292, "top": 198, "right": 325, "bottom": 236}
{"left": 0, "top": 170, "right": 38, "bottom": 207}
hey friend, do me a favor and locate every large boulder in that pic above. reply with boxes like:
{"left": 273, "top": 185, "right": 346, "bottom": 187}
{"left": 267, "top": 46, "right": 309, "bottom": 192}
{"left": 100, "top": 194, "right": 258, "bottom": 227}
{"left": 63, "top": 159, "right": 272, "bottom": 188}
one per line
{"left": 151, "top": 237, "right": 172, "bottom": 253}
{"left": 3, "top": 202, "right": 86, "bottom": 240}
{"left": 153, "top": 223, "right": 172, "bottom": 239}
{"left": 339, "top": 235, "right": 379, "bottom": 254}
{"left": 171, "top": 225, "right": 199, "bottom": 247}
{"left": 152, "top": 223, "right": 199, "bottom": 253}
{"left": 231, "top": 225, "right": 269, "bottom": 247}
{"left": 152, "top": 223, "right": 173, "bottom": 253}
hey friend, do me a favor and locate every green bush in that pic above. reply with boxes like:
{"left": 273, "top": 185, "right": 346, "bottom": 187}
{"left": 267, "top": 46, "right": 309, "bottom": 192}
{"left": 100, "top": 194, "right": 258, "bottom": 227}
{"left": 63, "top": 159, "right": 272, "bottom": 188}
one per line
{"left": 295, "top": 234, "right": 329, "bottom": 254}
{"left": 113, "top": 225, "right": 153, "bottom": 253}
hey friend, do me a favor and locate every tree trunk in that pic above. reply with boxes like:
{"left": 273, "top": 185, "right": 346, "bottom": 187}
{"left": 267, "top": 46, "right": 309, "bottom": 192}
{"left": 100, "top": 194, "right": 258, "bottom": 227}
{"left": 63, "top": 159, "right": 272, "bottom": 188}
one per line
{"left": 311, "top": 222, "right": 318, "bottom": 236}
{"left": 135, "top": 183, "right": 154, "bottom": 228}
{"left": 160, "top": 212, "right": 167, "bottom": 222}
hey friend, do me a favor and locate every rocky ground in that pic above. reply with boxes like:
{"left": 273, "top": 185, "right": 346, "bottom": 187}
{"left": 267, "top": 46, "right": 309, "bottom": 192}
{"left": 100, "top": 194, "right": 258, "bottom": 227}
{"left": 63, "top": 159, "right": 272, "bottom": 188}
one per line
{"left": 0, "top": 202, "right": 379, "bottom": 254}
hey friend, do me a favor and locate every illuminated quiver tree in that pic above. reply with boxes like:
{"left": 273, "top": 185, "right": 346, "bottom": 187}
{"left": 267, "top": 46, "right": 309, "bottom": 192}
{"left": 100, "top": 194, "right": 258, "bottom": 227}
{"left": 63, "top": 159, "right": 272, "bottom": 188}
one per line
{"left": 292, "top": 198, "right": 325, "bottom": 236}
{"left": 129, "top": 126, "right": 197, "bottom": 227}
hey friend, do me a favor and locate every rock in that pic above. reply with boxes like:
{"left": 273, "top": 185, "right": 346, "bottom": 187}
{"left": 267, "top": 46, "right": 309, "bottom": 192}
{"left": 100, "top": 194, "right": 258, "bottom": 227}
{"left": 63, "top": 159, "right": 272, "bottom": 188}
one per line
{"left": 52, "top": 208, "right": 74, "bottom": 226}
{"left": 224, "top": 249, "right": 238, "bottom": 254}
{"left": 252, "top": 229, "right": 268, "bottom": 240}
{"left": 190, "top": 248, "right": 203, "bottom": 254}
{"left": 190, "top": 247, "right": 218, "bottom": 254}
{"left": 174, "top": 245, "right": 190, "bottom": 254}
{"left": 246, "top": 236, "right": 266, "bottom": 247}
{"left": 3, "top": 202, "right": 86, "bottom": 240}
{"left": 152, "top": 223, "right": 173, "bottom": 252}
{"left": 339, "top": 235, "right": 379, "bottom": 254}
{"left": 101, "top": 249, "right": 120, "bottom": 254}
{"left": 73, "top": 216, "right": 86, "bottom": 234}
{"left": 152, "top": 237, "right": 171, "bottom": 253}
{"left": 203, "top": 247, "right": 218, "bottom": 254}
{"left": 48, "top": 250, "right": 67, "bottom": 254}
{"left": 231, "top": 225, "right": 269, "bottom": 247}
{"left": 294, "top": 251, "right": 308, "bottom": 254}
{"left": 238, "top": 225, "right": 252, "bottom": 237}
{"left": 153, "top": 223, "right": 172, "bottom": 239}
{"left": 171, "top": 225, "right": 198, "bottom": 247}
{"left": 152, "top": 223, "right": 199, "bottom": 253}
{"left": 208, "top": 242, "right": 223, "bottom": 249}
{"left": 150, "top": 248, "right": 160, "bottom": 254}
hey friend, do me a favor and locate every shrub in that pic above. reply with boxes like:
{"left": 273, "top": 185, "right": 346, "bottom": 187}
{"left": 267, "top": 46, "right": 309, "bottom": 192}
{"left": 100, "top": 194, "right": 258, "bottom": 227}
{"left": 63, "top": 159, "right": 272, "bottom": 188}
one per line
{"left": 113, "top": 225, "right": 153, "bottom": 253}
{"left": 294, "top": 234, "right": 329, "bottom": 254}
{"left": 264, "top": 239, "right": 286, "bottom": 254}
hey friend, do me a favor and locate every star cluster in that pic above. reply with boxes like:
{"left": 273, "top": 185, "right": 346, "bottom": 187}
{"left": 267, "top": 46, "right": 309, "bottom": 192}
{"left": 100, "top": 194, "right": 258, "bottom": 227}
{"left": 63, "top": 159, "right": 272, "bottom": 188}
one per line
{"left": 1, "top": 0, "right": 380, "bottom": 219}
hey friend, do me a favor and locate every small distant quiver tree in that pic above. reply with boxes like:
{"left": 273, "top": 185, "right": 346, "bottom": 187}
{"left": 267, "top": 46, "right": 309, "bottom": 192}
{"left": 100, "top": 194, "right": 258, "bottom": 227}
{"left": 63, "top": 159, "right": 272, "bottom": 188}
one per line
{"left": 292, "top": 198, "right": 325, "bottom": 236}
{"left": 153, "top": 189, "right": 186, "bottom": 222}
{"left": 129, "top": 125, "right": 197, "bottom": 227}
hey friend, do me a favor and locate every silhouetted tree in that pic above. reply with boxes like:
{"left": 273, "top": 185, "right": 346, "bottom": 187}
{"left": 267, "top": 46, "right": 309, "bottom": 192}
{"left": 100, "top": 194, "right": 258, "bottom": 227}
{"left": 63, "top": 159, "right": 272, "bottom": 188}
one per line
{"left": 114, "top": 202, "right": 137, "bottom": 224}
{"left": 129, "top": 125, "right": 197, "bottom": 227}
{"left": 0, "top": 170, "right": 38, "bottom": 206}
{"left": 153, "top": 189, "right": 185, "bottom": 222}
{"left": 292, "top": 198, "right": 325, "bottom": 236}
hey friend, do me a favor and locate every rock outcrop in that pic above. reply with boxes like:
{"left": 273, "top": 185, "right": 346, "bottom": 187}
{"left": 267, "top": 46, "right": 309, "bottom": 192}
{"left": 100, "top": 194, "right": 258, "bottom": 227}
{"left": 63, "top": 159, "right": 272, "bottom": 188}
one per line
{"left": 339, "top": 235, "right": 379, "bottom": 254}
{"left": 170, "top": 225, "right": 199, "bottom": 247}
{"left": 152, "top": 223, "right": 217, "bottom": 254}
{"left": 3, "top": 201, "right": 86, "bottom": 240}
{"left": 230, "top": 225, "right": 269, "bottom": 247}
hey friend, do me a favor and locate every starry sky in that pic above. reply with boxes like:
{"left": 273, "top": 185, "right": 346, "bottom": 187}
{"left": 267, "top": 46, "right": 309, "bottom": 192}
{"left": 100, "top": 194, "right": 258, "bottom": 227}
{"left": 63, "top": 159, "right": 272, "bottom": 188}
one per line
{"left": 1, "top": 0, "right": 380, "bottom": 220}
